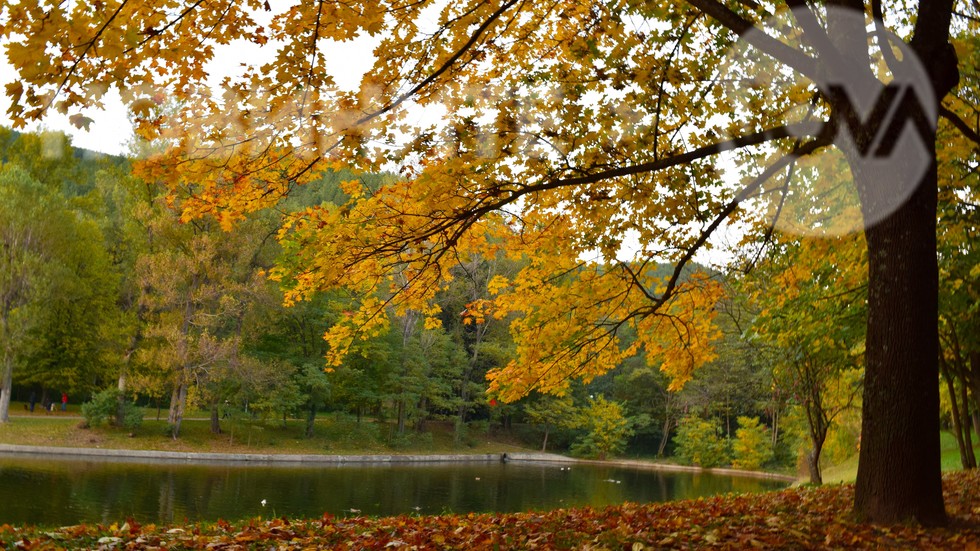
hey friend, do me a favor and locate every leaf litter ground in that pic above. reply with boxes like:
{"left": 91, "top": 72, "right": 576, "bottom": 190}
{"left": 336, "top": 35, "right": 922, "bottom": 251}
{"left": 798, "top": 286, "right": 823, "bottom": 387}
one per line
{"left": 2, "top": 470, "right": 979, "bottom": 549}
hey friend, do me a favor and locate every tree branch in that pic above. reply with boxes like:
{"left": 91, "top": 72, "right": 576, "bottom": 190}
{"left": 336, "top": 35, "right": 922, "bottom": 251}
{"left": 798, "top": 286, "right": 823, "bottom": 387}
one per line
{"left": 354, "top": 0, "right": 523, "bottom": 125}
{"left": 52, "top": 0, "right": 132, "bottom": 112}
{"left": 685, "top": 0, "right": 818, "bottom": 80}
{"left": 652, "top": 134, "right": 832, "bottom": 312}
{"left": 941, "top": 106, "right": 980, "bottom": 147}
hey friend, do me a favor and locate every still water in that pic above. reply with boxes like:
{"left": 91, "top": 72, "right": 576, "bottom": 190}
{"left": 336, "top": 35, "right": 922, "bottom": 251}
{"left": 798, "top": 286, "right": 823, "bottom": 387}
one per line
{"left": 0, "top": 453, "right": 789, "bottom": 527}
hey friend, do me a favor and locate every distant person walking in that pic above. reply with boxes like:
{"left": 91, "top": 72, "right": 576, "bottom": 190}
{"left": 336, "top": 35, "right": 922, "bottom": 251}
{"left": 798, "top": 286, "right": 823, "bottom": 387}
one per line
{"left": 28, "top": 391, "right": 36, "bottom": 412}
{"left": 61, "top": 392, "right": 68, "bottom": 411}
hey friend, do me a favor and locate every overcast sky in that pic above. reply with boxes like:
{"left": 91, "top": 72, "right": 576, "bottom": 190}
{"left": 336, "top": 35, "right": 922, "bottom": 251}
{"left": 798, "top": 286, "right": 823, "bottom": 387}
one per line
{"left": 0, "top": 20, "right": 378, "bottom": 157}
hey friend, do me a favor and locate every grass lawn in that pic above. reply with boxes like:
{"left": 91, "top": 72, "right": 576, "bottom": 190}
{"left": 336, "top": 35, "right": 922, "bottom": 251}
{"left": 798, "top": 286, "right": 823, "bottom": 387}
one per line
{"left": 0, "top": 404, "right": 532, "bottom": 456}
{"left": 817, "top": 430, "right": 980, "bottom": 485}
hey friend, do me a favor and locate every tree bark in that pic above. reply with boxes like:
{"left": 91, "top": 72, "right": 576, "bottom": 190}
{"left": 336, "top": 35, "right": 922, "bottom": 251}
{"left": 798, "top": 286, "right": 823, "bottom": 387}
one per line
{"left": 210, "top": 399, "right": 222, "bottom": 434}
{"left": 848, "top": 7, "right": 959, "bottom": 517}
{"left": 853, "top": 157, "right": 946, "bottom": 525}
{"left": 657, "top": 391, "right": 675, "bottom": 457}
{"left": 807, "top": 447, "right": 823, "bottom": 486}
{"left": 396, "top": 398, "right": 406, "bottom": 436}
{"left": 0, "top": 353, "right": 12, "bottom": 423}
{"left": 0, "top": 313, "right": 13, "bottom": 423}
{"left": 168, "top": 385, "right": 180, "bottom": 425}
{"left": 306, "top": 402, "right": 316, "bottom": 438}
{"left": 116, "top": 369, "right": 128, "bottom": 427}
{"left": 805, "top": 394, "right": 828, "bottom": 486}
{"left": 940, "top": 356, "right": 970, "bottom": 469}
{"left": 971, "top": 353, "right": 980, "bottom": 438}
{"left": 960, "top": 379, "right": 976, "bottom": 468}
{"left": 169, "top": 382, "right": 188, "bottom": 439}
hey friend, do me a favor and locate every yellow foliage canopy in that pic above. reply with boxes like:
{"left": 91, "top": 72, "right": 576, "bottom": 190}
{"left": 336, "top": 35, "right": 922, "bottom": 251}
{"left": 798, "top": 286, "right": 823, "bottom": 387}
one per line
{"left": 8, "top": 1, "right": 972, "bottom": 405}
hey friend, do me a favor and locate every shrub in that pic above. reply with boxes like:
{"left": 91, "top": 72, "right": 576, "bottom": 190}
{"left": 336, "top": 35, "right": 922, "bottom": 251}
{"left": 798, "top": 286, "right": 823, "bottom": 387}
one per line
{"left": 731, "top": 416, "right": 773, "bottom": 471}
{"left": 673, "top": 416, "right": 730, "bottom": 468}
{"left": 569, "top": 396, "right": 634, "bottom": 460}
{"left": 81, "top": 388, "right": 143, "bottom": 431}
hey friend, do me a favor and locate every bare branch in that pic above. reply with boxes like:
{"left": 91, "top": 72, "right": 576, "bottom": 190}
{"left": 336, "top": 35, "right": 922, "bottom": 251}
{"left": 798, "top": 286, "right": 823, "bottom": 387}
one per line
{"left": 685, "top": 0, "right": 818, "bottom": 80}
{"left": 941, "top": 106, "right": 980, "bottom": 147}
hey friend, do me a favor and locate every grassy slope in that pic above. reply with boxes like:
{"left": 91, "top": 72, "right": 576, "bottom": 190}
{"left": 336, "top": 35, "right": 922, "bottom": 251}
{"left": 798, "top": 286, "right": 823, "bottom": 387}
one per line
{"left": 0, "top": 406, "right": 532, "bottom": 456}
{"left": 818, "top": 430, "right": 980, "bottom": 485}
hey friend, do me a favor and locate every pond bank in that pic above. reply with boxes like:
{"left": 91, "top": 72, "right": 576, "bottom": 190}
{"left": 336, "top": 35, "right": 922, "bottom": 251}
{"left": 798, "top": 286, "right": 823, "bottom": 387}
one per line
{"left": 0, "top": 443, "right": 520, "bottom": 464}
{"left": 0, "top": 443, "right": 795, "bottom": 481}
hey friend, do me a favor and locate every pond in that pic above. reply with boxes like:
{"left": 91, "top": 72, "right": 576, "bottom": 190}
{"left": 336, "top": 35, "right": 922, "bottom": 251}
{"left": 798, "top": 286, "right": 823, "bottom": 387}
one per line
{"left": 0, "top": 453, "right": 790, "bottom": 527}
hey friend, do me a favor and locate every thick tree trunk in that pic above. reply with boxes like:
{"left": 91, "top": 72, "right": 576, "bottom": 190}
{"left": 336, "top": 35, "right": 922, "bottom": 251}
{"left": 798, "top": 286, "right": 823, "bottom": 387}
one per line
{"left": 806, "top": 448, "right": 823, "bottom": 486}
{"left": 541, "top": 426, "right": 550, "bottom": 452}
{"left": 853, "top": 159, "right": 946, "bottom": 525}
{"left": 848, "top": 13, "right": 960, "bottom": 517}
{"left": 168, "top": 385, "right": 180, "bottom": 425}
{"left": 169, "top": 382, "right": 188, "bottom": 439}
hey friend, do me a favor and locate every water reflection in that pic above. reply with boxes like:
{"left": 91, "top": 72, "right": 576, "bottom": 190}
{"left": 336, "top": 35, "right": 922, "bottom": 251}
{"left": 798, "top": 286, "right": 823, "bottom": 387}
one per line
{"left": 0, "top": 453, "right": 788, "bottom": 527}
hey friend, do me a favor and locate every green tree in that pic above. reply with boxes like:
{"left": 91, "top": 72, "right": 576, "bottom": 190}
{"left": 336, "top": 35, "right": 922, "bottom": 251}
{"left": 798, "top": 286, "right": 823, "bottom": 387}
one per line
{"left": 243, "top": 289, "right": 338, "bottom": 437}
{"left": 0, "top": 165, "right": 63, "bottom": 421}
{"left": 674, "top": 416, "right": 730, "bottom": 469}
{"left": 731, "top": 416, "right": 773, "bottom": 471}
{"left": 0, "top": 147, "right": 121, "bottom": 420}
{"left": 569, "top": 396, "right": 633, "bottom": 460}
{"left": 523, "top": 393, "right": 577, "bottom": 452}
{"left": 89, "top": 166, "right": 151, "bottom": 426}
{"left": 439, "top": 253, "right": 521, "bottom": 444}
{"left": 746, "top": 236, "right": 866, "bottom": 484}
{"left": 17, "top": 199, "right": 122, "bottom": 399}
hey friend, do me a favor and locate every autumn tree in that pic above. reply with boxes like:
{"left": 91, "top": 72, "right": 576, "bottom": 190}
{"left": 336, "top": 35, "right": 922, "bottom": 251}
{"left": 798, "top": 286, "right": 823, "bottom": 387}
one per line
{"left": 569, "top": 395, "right": 634, "bottom": 460}
{"left": 731, "top": 416, "right": 773, "bottom": 471}
{"left": 673, "top": 415, "right": 730, "bottom": 468}
{"left": 746, "top": 235, "right": 866, "bottom": 484}
{"left": 935, "top": 28, "right": 980, "bottom": 469}
{"left": 135, "top": 195, "right": 265, "bottom": 438}
{"left": 6, "top": 0, "right": 980, "bottom": 524}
